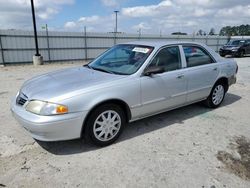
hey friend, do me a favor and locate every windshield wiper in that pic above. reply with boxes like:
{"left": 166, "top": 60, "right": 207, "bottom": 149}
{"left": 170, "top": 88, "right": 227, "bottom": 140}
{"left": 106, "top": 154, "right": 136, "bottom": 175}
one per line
{"left": 91, "top": 67, "right": 114, "bottom": 74}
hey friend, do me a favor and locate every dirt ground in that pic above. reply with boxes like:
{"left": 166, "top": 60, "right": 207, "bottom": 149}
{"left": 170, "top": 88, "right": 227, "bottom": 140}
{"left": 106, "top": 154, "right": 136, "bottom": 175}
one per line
{"left": 0, "top": 57, "right": 250, "bottom": 188}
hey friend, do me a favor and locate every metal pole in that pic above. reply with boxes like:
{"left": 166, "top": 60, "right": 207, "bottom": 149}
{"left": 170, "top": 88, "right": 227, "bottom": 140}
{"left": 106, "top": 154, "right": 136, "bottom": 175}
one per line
{"left": 45, "top": 24, "right": 51, "bottom": 62}
{"left": 114, "top": 11, "right": 119, "bottom": 33}
{"left": 216, "top": 36, "right": 220, "bottom": 53}
{"left": 114, "top": 30, "right": 116, "bottom": 45}
{"left": 84, "top": 26, "right": 88, "bottom": 60}
{"left": 30, "top": 0, "right": 40, "bottom": 56}
{"left": 114, "top": 10, "right": 119, "bottom": 45}
{"left": 138, "top": 28, "right": 141, "bottom": 40}
{"left": 0, "top": 35, "right": 5, "bottom": 66}
{"left": 192, "top": 33, "right": 195, "bottom": 41}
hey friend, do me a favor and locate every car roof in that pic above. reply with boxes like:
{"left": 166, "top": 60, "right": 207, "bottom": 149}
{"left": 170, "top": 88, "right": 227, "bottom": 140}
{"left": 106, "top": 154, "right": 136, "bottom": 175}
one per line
{"left": 121, "top": 40, "right": 205, "bottom": 48}
{"left": 120, "top": 40, "right": 223, "bottom": 63}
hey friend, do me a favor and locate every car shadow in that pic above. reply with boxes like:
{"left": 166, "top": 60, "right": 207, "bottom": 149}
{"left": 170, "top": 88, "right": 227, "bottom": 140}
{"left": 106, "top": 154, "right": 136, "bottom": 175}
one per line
{"left": 36, "top": 93, "right": 241, "bottom": 155}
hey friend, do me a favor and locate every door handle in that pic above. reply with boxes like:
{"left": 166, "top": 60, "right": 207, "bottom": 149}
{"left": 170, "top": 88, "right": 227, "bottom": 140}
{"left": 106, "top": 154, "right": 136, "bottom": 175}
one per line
{"left": 213, "top": 67, "right": 218, "bottom": 71}
{"left": 176, "top": 74, "right": 184, "bottom": 79}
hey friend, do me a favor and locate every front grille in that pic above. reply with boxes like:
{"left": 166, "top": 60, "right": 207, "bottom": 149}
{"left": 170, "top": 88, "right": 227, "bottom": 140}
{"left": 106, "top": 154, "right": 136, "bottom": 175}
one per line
{"left": 16, "top": 93, "right": 28, "bottom": 106}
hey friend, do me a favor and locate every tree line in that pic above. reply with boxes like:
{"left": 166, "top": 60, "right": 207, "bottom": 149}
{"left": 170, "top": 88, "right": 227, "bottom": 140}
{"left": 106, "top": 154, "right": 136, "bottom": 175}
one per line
{"left": 172, "top": 24, "right": 250, "bottom": 36}
{"left": 219, "top": 25, "right": 250, "bottom": 36}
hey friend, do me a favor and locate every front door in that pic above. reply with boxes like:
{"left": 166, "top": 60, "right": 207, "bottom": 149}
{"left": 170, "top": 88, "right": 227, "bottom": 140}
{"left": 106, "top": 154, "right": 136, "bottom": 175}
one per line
{"left": 139, "top": 46, "right": 187, "bottom": 117}
{"left": 245, "top": 40, "right": 250, "bottom": 54}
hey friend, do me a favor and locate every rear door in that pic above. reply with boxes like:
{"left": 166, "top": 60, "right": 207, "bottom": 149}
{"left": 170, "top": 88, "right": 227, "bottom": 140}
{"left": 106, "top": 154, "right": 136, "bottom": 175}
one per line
{"left": 181, "top": 45, "right": 219, "bottom": 103}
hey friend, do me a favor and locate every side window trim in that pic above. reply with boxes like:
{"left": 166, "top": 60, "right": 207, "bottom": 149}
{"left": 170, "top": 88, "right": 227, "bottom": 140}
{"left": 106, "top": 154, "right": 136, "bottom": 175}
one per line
{"left": 181, "top": 45, "right": 216, "bottom": 68}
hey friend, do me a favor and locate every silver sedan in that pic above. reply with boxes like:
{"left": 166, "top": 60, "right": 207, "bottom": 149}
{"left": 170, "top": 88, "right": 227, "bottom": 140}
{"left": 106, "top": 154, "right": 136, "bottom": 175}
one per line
{"left": 11, "top": 41, "right": 237, "bottom": 146}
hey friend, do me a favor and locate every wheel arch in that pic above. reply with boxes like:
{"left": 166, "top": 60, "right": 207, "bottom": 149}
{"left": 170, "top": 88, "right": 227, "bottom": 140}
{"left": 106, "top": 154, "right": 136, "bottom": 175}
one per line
{"left": 214, "top": 77, "right": 229, "bottom": 92}
{"left": 80, "top": 98, "right": 131, "bottom": 137}
{"left": 240, "top": 48, "right": 245, "bottom": 53}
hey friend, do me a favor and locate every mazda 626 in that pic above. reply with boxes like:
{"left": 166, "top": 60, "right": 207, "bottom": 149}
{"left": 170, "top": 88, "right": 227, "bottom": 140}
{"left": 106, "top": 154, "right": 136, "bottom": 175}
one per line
{"left": 11, "top": 41, "right": 237, "bottom": 146}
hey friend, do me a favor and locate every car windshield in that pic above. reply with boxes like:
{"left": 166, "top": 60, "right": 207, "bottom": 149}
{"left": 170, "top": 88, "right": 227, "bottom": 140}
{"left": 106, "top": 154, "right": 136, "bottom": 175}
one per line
{"left": 227, "top": 40, "right": 245, "bottom": 46}
{"left": 88, "top": 44, "right": 154, "bottom": 75}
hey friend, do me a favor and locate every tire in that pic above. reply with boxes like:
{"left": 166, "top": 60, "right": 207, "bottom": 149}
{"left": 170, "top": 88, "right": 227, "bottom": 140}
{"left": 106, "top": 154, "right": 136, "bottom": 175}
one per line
{"left": 205, "top": 82, "right": 226, "bottom": 108}
{"left": 238, "top": 50, "right": 244, "bottom": 58}
{"left": 84, "top": 104, "right": 126, "bottom": 146}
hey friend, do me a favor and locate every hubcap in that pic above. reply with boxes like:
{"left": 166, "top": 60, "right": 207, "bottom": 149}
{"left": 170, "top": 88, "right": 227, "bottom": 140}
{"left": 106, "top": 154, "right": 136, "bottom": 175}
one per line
{"left": 212, "top": 85, "right": 224, "bottom": 105}
{"left": 93, "top": 110, "right": 121, "bottom": 142}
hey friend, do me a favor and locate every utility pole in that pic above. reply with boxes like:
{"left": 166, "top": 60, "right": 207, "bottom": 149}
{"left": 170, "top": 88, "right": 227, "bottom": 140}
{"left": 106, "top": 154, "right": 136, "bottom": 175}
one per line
{"left": 30, "top": 0, "right": 43, "bottom": 65}
{"left": 114, "top": 10, "right": 119, "bottom": 44}
{"left": 114, "top": 10, "right": 119, "bottom": 33}
{"left": 138, "top": 28, "right": 142, "bottom": 39}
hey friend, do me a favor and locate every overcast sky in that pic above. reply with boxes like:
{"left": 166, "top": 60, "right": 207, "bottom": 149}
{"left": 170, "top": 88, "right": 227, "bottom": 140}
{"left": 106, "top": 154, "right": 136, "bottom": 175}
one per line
{"left": 0, "top": 0, "right": 249, "bottom": 34}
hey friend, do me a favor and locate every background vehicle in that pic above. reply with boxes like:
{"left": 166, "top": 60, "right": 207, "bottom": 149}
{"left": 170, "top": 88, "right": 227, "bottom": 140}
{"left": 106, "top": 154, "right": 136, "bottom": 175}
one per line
{"left": 219, "top": 39, "right": 250, "bottom": 57}
{"left": 11, "top": 41, "right": 238, "bottom": 146}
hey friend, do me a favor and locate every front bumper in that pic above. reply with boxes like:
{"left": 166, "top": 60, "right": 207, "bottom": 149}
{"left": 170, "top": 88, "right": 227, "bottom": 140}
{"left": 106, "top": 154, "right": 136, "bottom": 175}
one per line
{"left": 219, "top": 49, "right": 239, "bottom": 56}
{"left": 11, "top": 99, "right": 88, "bottom": 141}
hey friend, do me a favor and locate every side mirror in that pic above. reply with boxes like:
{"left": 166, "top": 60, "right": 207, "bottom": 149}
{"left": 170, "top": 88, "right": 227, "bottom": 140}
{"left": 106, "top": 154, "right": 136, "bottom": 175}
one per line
{"left": 143, "top": 66, "right": 165, "bottom": 76}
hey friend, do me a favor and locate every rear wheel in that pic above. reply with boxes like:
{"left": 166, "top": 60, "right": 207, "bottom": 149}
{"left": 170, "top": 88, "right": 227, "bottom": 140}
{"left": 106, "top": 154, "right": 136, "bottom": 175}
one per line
{"left": 84, "top": 104, "right": 125, "bottom": 146}
{"left": 205, "top": 82, "right": 226, "bottom": 108}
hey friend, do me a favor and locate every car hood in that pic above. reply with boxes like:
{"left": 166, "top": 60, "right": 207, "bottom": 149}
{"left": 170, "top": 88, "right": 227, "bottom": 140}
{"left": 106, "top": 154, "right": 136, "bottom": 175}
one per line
{"left": 21, "top": 66, "right": 126, "bottom": 102}
{"left": 223, "top": 45, "right": 240, "bottom": 49}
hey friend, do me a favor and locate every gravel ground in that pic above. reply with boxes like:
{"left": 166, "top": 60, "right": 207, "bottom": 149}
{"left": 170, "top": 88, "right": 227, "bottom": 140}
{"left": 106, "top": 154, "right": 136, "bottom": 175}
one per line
{"left": 0, "top": 57, "right": 250, "bottom": 188}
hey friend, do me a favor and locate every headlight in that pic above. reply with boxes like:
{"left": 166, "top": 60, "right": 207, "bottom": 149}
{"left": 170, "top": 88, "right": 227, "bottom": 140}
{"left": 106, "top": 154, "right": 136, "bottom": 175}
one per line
{"left": 25, "top": 100, "right": 68, "bottom": 115}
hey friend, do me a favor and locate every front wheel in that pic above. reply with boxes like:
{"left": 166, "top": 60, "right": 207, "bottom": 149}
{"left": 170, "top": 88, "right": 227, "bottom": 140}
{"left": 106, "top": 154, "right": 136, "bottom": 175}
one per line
{"left": 205, "top": 83, "right": 226, "bottom": 108}
{"left": 238, "top": 50, "right": 244, "bottom": 58}
{"left": 84, "top": 104, "right": 125, "bottom": 146}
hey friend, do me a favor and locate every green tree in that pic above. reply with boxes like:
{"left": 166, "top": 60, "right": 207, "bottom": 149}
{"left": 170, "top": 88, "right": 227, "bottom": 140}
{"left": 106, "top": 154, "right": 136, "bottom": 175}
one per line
{"left": 197, "top": 29, "right": 204, "bottom": 36}
{"left": 209, "top": 28, "right": 215, "bottom": 35}
{"left": 219, "top": 25, "right": 250, "bottom": 36}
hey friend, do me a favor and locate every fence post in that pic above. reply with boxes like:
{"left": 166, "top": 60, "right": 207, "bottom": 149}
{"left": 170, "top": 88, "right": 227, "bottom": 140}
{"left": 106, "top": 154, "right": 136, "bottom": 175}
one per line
{"left": 114, "top": 32, "right": 117, "bottom": 45}
{"left": 45, "top": 24, "right": 51, "bottom": 63}
{"left": 205, "top": 35, "right": 208, "bottom": 45}
{"left": 216, "top": 36, "right": 219, "bottom": 53}
{"left": 0, "top": 34, "right": 5, "bottom": 66}
{"left": 84, "top": 26, "right": 88, "bottom": 60}
{"left": 192, "top": 33, "right": 195, "bottom": 41}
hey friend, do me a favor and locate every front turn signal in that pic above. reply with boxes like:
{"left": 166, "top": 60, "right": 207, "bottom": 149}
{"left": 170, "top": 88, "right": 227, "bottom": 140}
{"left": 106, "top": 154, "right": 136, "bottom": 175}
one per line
{"left": 56, "top": 105, "right": 68, "bottom": 114}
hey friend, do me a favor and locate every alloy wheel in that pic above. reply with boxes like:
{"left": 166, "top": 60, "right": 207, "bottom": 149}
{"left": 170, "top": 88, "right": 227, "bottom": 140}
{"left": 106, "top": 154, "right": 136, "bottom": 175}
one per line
{"left": 212, "top": 85, "right": 224, "bottom": 105}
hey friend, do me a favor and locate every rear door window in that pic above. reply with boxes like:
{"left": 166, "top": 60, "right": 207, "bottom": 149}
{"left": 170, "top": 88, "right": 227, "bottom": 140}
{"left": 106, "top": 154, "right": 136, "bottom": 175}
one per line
{"left": 183, "top": 46, "right": 214, "bottom": 67}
